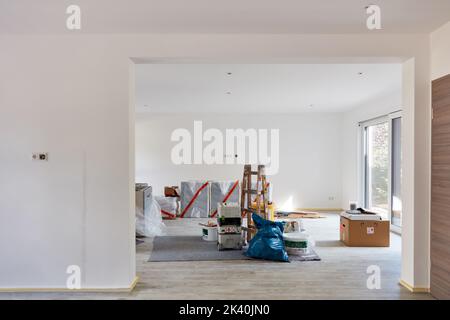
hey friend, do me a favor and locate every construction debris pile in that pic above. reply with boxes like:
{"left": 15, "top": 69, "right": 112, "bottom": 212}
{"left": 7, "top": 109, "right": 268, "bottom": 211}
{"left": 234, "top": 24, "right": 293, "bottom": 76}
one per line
{"left": 136, "top": 164, "right": 320, "bottom": 261}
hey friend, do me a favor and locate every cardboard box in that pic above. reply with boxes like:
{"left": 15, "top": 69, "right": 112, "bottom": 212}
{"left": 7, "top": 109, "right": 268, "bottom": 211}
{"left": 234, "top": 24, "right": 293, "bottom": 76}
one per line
{"left": 340, "top": 216, "right": 390, "bottom": 247}
{"left": 164, "top": 186, "right": 180, "bottom": 197}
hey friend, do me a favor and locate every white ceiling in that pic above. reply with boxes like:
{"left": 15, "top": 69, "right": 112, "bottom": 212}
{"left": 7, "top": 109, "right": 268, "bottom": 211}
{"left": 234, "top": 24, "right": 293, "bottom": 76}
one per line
{"left": 135, "top": 64, "right": 402, "bottom": 113}
{"left": 1, "top": 0, "right": 450, "bottom": 34}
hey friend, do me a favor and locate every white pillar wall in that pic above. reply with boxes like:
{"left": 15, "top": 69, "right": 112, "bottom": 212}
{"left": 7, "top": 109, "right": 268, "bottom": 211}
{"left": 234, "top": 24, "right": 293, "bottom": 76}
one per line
{"left": 431, "top": 22, "right": 450, "bottom": 80}
{"left": 0, "top": 34, "right": 431, "bottom": 289}
{"left": 401, "top": 58, "right": 432, "bottom": 288}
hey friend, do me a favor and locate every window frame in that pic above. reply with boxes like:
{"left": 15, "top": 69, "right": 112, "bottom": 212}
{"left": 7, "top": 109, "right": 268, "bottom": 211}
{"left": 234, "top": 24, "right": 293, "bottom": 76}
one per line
{"left": 359, "top": 111, "right": 402, "bottom": 234}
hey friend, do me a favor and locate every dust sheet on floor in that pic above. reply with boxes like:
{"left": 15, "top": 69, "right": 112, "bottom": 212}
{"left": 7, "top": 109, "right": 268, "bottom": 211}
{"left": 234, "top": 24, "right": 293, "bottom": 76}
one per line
{"left": 148, "top": 236, "right": 321, "bottom": 262}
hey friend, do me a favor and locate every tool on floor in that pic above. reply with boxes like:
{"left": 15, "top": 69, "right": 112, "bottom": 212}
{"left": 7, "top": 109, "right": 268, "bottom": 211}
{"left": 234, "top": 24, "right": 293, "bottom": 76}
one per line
{"left": 217, "top": 203, "right": 243, "bottom": 250}
{"left": 241, "top": 164, "right": 269, "bottom": 242}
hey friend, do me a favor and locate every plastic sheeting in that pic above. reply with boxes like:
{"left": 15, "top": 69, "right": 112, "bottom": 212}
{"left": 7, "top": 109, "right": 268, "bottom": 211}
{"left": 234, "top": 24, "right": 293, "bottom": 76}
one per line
{"left": 245, "top": 213, "right": 289, "bottom": 262}
{"left": 154, "top": 196, "right": 179, "bottom": 219}
{"left": 136, "top": 197, "right": 166, "bottom": 237}
{"left": 210, "top": 180, "right": 240, "bottom": 217}
{"left": 180, "top": 181, "right": 210, "bottom": 218}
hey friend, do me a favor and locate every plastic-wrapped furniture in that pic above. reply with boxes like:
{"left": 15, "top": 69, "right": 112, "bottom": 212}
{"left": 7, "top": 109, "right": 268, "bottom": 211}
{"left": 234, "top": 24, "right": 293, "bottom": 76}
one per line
{"left": 180, "top": 181, "right": 210, "bottom": 218}
{"left": 209, "top": 180, "right": 240, "bottom": 218}
{"left": 154, "top": 196, "right": 179, "bottom": 219}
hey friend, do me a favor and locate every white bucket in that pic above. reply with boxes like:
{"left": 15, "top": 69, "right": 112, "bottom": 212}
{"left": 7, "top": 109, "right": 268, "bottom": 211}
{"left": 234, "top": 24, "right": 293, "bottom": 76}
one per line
{"left": 283, "top": 232, "right": 311, "bottom": 255}
{"left": 202, "top": 226, "right": 218, "bottom": 241}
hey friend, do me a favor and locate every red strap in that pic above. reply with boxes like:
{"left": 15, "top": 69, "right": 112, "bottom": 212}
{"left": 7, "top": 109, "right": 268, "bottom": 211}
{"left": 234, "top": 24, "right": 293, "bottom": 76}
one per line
{"left": 210, "top": 180, "right": 240, "bottom": 218}
{"left": 180, "top": 182, "right": 209, "bottom": 218}
{"left": 161, "top": 210, "right": 176, "bottom": 219}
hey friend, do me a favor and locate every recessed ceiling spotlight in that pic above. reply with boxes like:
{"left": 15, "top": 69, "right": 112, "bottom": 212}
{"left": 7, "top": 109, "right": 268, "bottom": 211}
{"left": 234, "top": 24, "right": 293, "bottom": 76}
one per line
{"left": 358, "top": 72, "right": 364, "bottom": 75}
{"left": 227, "top": 72, "right": 232, "bottom": 75}
{"left": 226, "top": 91, "right": 232, "bottom": 95}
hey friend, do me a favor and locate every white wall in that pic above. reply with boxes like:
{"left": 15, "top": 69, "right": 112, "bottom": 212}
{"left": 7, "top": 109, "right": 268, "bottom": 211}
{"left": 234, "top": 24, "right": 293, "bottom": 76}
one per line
{"left": 0, "top": 37, "right": 135, "bottom": 289}
{"left": 0, "top": 33, "right": 431, "bottom": 289}
{"left": 136, "top": 113, "right": 343, "bottom": 209}
{"left": 431, "top": 21, "right": 450, "bottom": 80}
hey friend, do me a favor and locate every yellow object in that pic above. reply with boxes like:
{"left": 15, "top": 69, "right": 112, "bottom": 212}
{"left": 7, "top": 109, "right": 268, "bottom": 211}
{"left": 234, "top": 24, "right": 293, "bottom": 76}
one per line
{"left": 249, "top": 201, "right": 275, "bottom": 221}
{"left": 268, "top": 203, "right": 275, "bottom": 221}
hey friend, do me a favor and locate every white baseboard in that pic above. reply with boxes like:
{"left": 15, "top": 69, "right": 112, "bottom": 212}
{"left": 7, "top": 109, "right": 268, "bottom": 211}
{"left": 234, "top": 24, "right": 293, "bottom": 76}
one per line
{"left": 0, "top": 276, "right": 139, "bottom": 293}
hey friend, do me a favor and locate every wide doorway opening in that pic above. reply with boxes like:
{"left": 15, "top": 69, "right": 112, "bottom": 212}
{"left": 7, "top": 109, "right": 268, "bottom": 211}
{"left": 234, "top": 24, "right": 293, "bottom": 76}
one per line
{"left": 129, "top": 61, "right": 415, "bottom": 299}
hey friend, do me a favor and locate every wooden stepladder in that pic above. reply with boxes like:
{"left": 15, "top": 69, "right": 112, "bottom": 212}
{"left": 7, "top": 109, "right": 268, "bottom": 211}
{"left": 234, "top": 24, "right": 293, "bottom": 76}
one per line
{"left": 241, "top": 164, "right": 269, "bottom": 241}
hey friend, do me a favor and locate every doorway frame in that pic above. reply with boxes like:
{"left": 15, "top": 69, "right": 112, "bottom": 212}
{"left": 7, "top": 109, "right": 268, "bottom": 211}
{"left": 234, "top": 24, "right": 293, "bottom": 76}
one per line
{"left": 129, "top": 55, "right": 426, "bottom": 292}
{"left": 388, "top": 110, "right": 402, "bottom": 234}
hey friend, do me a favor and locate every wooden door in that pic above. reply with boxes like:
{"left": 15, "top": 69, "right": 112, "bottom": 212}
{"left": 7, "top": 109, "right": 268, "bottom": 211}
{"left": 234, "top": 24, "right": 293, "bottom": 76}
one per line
{"left": 431, "top": 74, "right": 450, "bottom": 299}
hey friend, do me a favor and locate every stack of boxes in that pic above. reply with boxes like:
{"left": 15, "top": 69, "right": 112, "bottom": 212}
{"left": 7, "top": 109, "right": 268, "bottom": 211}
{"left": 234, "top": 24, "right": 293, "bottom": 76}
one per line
{"left": 217, "top": 203, "right": 243, "bottom": 250}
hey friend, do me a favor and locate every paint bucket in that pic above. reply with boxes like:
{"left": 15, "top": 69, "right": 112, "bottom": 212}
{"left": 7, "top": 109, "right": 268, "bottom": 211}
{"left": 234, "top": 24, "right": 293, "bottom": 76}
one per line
{"left": 202, "top": 226, "right": 218, "bottom": 241}
{"left": 283, "top": 232, "right": 311, "bottom": 255}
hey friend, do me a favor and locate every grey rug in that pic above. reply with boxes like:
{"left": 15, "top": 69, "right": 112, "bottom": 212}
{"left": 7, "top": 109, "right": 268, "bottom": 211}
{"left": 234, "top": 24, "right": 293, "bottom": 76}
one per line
{"left": 148, "top": 236, "right": 321, "bottom": 262}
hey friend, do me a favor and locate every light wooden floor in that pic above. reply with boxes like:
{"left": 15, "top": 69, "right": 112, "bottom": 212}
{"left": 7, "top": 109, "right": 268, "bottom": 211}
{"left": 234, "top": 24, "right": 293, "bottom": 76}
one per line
{"left": 0, "top": 213, "right": 432, "bottom": 299}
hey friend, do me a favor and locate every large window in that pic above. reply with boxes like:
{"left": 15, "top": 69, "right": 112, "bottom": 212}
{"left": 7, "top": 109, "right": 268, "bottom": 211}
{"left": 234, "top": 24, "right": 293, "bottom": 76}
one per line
{"left": 391, "top": 116, "right": 402, "bottom": 228}
{"left": 361, "top": 112, "right": 402, "bottom": 230}
{"left": 363, "top": 120, "right": 389, "bottom": 219}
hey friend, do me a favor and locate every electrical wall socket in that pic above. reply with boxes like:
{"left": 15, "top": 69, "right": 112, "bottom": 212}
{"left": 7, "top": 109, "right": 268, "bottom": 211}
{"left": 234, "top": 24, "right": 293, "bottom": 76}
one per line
{"left": 328, "top": 196, "right": 335, "bottom": 201}
{"left": 224, "top": 154, "right": 239, "bottom": 159}
{"left": 32, "top": 152, "right": 48, "bottom": 161}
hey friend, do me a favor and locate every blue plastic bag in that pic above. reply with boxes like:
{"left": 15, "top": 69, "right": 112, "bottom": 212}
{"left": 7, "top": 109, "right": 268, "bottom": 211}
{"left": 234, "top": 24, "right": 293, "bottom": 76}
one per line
{"left": 245, "top": 213, "right": 289, "bottom": 262}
